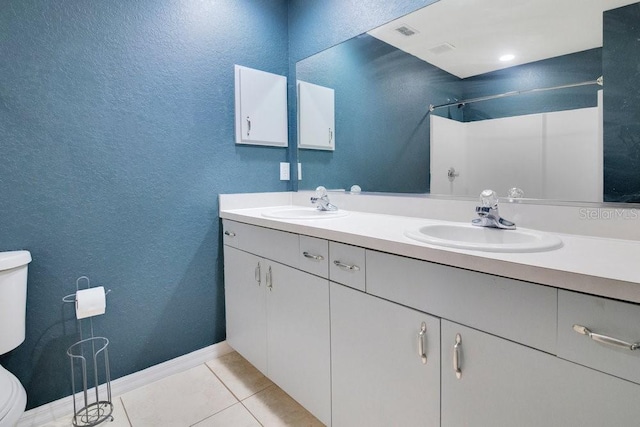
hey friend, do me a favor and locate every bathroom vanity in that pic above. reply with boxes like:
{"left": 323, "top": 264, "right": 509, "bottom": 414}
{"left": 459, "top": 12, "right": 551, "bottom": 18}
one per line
{"left": 220, "top": 193, "right": 640, "bottom": 427}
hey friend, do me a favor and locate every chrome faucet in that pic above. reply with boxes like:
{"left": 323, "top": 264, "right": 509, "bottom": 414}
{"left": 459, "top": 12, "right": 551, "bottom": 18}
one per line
{"left": 310, "top": 186, "right": 338, "bottom": 211}
{"left": 472, "top": 189, "right": 516, "bottom": 230}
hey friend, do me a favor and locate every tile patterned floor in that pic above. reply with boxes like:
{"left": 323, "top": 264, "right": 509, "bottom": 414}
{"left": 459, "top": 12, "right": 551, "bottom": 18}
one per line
{"left": 39, "top": 351, "right": 324, "bottom": 427}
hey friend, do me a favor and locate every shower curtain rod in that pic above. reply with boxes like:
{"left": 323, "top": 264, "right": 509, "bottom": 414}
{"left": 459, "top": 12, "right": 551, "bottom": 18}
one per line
{"left": 428, "top": 76, "right": 603, "bottom": 112}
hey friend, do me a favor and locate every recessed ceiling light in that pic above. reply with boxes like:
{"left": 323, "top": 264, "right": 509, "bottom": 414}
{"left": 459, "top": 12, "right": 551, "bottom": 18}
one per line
{"left": 499, "top": 54, "right": 515, "bottom": 62}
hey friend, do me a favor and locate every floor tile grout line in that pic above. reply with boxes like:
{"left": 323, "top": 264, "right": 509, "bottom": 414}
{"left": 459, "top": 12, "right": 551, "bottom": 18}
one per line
{"left": 239, "top": 389, "right": 271, "bottom": 427}
{"left": 204, "top": 362, "right": 243, "bottom": 402}
{"left": 180, "top": 361, "right": 252, "bottom": 426}
{"left": 118, "top": 396, "right": 134, "bottom": 427}
{"left": 204, "top": 358, "right": 273, "bottom": 402}
{"left": 240, "top": 400, "right": 265, "bottom": 427}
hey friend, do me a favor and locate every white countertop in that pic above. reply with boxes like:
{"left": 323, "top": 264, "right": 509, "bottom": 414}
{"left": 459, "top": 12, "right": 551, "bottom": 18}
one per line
{"left": 220, "top": 204, "right": 640, "bottom": 304}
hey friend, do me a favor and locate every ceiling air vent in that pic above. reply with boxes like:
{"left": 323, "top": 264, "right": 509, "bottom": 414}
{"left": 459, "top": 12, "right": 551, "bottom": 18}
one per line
{"left": 429, "top": 43, "right": 456, "bottom": 55}
{"left": 395, "top": 24, "right": 418, "bottom": 37}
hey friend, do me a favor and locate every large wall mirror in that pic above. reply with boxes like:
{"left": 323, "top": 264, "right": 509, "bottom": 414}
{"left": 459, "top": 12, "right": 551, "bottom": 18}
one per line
{"left": 296, "top": 0, "right": 640, "bottom": 204}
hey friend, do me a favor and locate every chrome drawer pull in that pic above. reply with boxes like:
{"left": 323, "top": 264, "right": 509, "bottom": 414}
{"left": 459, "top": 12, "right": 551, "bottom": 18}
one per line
{"left": 418, "top": 322, "right": 427, "bottom": 364}
{"left": 303, "top": 252, "right": 324, "bottom": 261}
{"left": 224, "top": 230, "right": 236, "bottom": 237}
{"left": 266, "top": 266, "right": 273, "bottom": 291}
{"left": 572, "top": 324, "right": 640, "bottom": 351}
{"left": 453, "top": 333, "right": 462, "bottom": 379}
{"left": 333, "top": 260, "right": 360, "bottom": 271}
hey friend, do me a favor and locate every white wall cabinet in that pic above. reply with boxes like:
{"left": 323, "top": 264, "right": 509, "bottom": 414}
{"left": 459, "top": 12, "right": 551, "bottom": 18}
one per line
{"left": 441, "top": 320, "right": 640, "bottom": 427}
{"left": 330, "top": 283, "right": 440, "bottom": 427}
{"left": 298, "top": 81, "right": 335, "bottom": 151}
{"left": 234, "top": 65, "right": 288, "bottom": 147}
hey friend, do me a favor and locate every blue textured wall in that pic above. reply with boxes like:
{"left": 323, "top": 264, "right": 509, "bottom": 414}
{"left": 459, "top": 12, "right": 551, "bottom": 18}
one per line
{"left": 460, "top": 49, "right": 602, "bottom": 122}
{"left": 0, "top": 0, "right": 288, "bottom": 408}
{"left": 297, "top": 34, "right": 460, "bottom": 192}
{"left": 603, "top": 3, "right": 640, "bottom": 203}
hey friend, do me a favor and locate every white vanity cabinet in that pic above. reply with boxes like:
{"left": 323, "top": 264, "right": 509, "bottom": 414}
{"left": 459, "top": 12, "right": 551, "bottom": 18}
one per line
{"left": 222, "top": 221, "right": 331, "bottom": 425}
{"left": 441, "top": 320, "right": 640, "bottom": 427}
{"left": 224, "top": 247, "right": 267, "bottom": 373}
{"left": 266, "top": 259, "right": 330, "bottom": 425}
{"left": 330, "top": 283, "right": 440, "bottom": 427}
{"left": 222, "top": 218, "right": 640, "bottom": 426}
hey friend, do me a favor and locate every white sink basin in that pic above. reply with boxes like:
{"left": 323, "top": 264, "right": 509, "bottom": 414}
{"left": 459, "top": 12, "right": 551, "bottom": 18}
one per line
{"left": 262, "top": 207, "right": 349, "bottom": 220}
{"left": 404, "top": 223, "right": 563, "bottom": 253}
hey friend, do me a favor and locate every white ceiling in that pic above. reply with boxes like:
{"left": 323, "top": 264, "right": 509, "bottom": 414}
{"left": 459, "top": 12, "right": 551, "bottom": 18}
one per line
{"left": 367, "top": 0, "right": 638, "bottom": 79}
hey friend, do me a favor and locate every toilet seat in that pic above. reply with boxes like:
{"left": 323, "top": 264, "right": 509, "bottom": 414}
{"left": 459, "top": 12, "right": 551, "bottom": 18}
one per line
{"left": 0, "top": 364, "right": 26, "bottom": 427}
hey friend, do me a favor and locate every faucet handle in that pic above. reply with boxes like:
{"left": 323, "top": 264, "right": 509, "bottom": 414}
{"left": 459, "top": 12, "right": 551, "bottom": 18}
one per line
{"left": 479, "top": 189, "right": 499, "bottom": 209}
{"left": 315, "top": 186, "right": 328, "bottom": 199}
{"left": 507, "top": 187, "right": 524, "bottom": 200}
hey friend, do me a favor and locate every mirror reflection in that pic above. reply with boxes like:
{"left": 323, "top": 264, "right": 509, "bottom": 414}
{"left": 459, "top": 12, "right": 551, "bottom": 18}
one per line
{"left": 296, "top": 0, "right": 640, "bottom": 203}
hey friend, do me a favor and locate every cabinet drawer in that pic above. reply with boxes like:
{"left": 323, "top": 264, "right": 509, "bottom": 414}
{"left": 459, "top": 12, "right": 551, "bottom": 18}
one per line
{"left": 442, "top": 320, "right": 640, "bottom": 427}
{"left": 558, "top": 290, "right": 640, "bottom": 384}
{"left": 222, "top": 219, "right": 246, "bottom": 248}
{"left": 299, "top": 236, "right": 329, "bottom": 278}
{"left": 330, "top": 242, "right": 366, "bottom": 291}
{"left": 238, "top": 223, "right": 299, "bottom": 268}
{"left": 366, "top": 250, "right": 557, "bottom": 354}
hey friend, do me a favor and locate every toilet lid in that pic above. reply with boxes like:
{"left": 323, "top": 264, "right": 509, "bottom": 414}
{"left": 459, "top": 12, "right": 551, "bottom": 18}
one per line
{"left": 0, "top": 365, "right": 25, "bottom": 422}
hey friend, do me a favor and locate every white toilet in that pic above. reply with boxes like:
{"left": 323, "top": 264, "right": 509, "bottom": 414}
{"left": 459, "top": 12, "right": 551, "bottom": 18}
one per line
{"left": 0, "top": 250, "right": 31, "bottom": 427}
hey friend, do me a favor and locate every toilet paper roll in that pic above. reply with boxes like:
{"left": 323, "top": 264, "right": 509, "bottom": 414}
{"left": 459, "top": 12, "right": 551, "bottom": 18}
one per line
{"left": 75, "top": 286, "right": 106, "bottom": 319}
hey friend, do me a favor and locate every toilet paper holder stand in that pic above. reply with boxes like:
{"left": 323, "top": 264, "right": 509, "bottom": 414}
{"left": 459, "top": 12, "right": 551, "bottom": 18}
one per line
{"left": 62, "top": 276, "right": 112, "bottom": 306}
{"left": 62, "top": 276, "right": 114, "bottom": 427}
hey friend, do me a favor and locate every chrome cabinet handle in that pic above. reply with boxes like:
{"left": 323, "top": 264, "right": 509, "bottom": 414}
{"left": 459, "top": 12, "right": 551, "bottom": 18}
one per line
{"left": 573, "top": 324, "right": 640, "bottom": 351}
{"left": 246, "top": 116, "right": 251, "bottom": 137}
{"left": 453, "top": 333, "right": 462, "bottom": 379}
{"left": 333, "top": 260, "right": 360, "bottom": 271}
{"left": 266, "top": 266, "right": 273, "bottom": 291}
{"left": 329, "top": 128, "right": 333, "bottom": 144}
{"left": 303, "top": 251, "right": 324, "bottom": 261}
{"left": 224, "top": 230, "right": 236, "bottom": 237}
{"left": 418, "top": 322, "right": 427, "bottom": 364}
{"left": 255, "top": 262, "right": 261, "bottom": 286}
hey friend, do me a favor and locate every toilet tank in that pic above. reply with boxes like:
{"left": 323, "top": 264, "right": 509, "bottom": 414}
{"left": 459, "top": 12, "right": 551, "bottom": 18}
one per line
{"left": 0, "top": 251, "right": 31, "bottom": 355}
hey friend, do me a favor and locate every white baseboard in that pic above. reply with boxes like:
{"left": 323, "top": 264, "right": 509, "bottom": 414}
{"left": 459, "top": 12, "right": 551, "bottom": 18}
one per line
{"left": 18, "top": 341, "right": 233, "bottom": 427}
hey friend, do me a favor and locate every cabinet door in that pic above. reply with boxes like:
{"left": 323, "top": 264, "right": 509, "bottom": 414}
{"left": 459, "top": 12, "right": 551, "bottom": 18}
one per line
{"left": 235, "top": 65, "right": 288, "bottom": 147}
{"left": 298, "top": 80, "right": 335, "bottom": 151}
{"left": 441, "top": 320, "right": 640, "bottom": 427}
{"left": 267, "top": 261, "right": 331, "bottom": 426}
{"left": 331, "top": 283, "right": 440, "bottom": 427}
{"left": 223, "top": 247, "right": 267, "bottom": 374}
